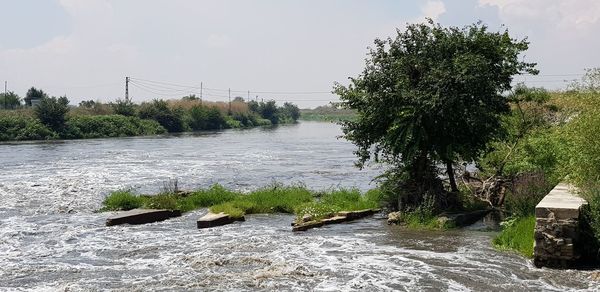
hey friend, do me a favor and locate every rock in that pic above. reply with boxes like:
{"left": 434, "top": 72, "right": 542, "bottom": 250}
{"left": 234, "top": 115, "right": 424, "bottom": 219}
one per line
{"left": 591, "top": 271, "right": 600, "bottom": 281}
{"left": 387, "top": 211, "right": 402, "bottom": 225}
{"left": 437, "top": 216, "right": 451, "bottom": 227}
{"left": 106, "top": 209, "right": 181, "bottom": 226}
{"left": 292, "top": 220, "right": 324, "bottom": 232}
{"left": 197, "top": 212, "right": 244, "bottom": 229}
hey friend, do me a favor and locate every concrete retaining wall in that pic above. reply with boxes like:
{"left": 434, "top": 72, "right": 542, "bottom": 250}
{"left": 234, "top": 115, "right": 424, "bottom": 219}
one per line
{"left": 534, "top": 184, "right": 587, "bottom": 268}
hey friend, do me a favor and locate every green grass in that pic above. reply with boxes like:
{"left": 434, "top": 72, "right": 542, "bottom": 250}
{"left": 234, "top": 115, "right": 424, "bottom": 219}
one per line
{"left": 492, "top": 215, "right": 536, "bottom": 258}
{"left": 101, "top": 190, "right": 144, "bottom": 211}
{"left": 210, "top": 185, "right": 314, "bottom": 219}
{"left": 293, "top": 188, "right": 381, "bottom": 223}
{"left": 101, "top": 184, "right": 381, "bottom": 221}
{"left": 387, "top": 207, "right": 455, "bottom": 230}
{"left": 177, "top": 184, "right": 241, "bottom": 212}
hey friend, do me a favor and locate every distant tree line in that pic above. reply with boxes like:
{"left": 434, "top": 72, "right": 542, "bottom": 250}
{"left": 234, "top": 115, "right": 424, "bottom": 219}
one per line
{"left": 0, "top": 87, "right": 301, "bottom": 141}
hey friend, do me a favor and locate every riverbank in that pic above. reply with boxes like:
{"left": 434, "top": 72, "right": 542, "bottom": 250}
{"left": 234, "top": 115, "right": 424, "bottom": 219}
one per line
{"left": 300, "top": 105, "right": 356, "bottom": 122}
{"left": 0, "top": 97, "right": 300, "bottom": 141}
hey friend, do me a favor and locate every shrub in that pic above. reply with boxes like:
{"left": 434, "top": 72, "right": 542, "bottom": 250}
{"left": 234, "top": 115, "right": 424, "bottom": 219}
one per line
{"left": 138, "top": 99, "right": 185, "bottom": 132}
{"left": 112, "top": 99, "right": 136, "bottom": 116}
{"left": 187, "top": 105, "right": 228, "bottom": 130}
{"left": 64, "top": 115, "right": 166, "bottom": 139}
{"left": 34, "top": 96, "right": 70, "bottom": 131}
{"left": 0, "top": 115, "right": 56, "bottom": 141}
{"left": 224, "top": 117, "right": 242, "bottom": 128}
{"left": 580, "top": 189, "right": 600, "bottom": 261}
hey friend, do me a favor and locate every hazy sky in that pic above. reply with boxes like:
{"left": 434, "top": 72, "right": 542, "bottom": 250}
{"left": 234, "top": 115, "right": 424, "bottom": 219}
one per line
{"left": 1, "top": 0, "right": 599, "bottom": 108}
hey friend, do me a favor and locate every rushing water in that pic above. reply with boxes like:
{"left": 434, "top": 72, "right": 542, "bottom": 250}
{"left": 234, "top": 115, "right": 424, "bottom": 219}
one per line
{"left": 0, "top": 121, "right": 596, "bottom": 291}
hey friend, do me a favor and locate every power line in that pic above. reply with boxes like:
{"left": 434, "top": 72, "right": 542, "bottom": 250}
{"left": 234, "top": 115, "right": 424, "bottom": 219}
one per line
{"left": 129, "top": 76, "right": 333, "bottom": 95}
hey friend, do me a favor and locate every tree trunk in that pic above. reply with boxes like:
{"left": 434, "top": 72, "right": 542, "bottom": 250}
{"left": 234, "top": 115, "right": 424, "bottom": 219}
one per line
{"left": 446, "top": 160, "right": 458, "bottom": 193}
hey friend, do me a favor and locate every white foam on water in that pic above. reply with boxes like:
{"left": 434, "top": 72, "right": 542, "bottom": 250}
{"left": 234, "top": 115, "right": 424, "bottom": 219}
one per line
{"left": 0, "top": 123, "right": 596, "bottom": 291}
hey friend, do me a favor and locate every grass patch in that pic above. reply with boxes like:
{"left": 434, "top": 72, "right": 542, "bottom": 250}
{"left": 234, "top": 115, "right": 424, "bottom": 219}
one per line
{"left": 101, "top": 184, "right": 381, "bottom": 221}
{"left": 492, "top": 215, "right": 535, "bottom": 258}
{"left": 294, "top": 188, "right": 381, "bottom": 223}
{"left": 101, "top": 190, "right": 143, "bottom": 211}
{"left": 387, "top": 207, "right": 455, "bottom": 230}
{"left": 210, "top": 185, "right": 314, "bottom": 219}
{"left": 177, "top": 184, "right": 241, "bottom": 212}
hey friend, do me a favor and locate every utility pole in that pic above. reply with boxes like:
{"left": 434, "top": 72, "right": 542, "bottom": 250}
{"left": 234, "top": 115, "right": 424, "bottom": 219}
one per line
{"left": 228, "top": 88, "right": 232, "bottom": 114}
{"left": 200, "top": 82, "right": 203, "bottom": 105}
{"left": 247, "top": 90, "right": 250, "bottom": 101}
{"left": 125, "top": 76, "right": 130, "bottom": 101}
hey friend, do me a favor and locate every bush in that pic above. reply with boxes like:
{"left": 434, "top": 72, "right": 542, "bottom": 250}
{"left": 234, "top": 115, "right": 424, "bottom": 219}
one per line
{"left": 187, "top": 105, "right": 228, "bottom": 130}
{"left": 138, "top": 99, "right": 185, "bottom": 132}
{"left": 64, "top": 115, "right": 166, "bottom": 138}
{"left": 102, "top": 190, "right": 143, "bottom": 211}
{"left": 0, "top": 115, "right": 56, "bottom": 141}
{"left": 580, "top": 189, "right": 600, "bottom": 261}
{"left": 34, "top": 96, "right": 70, "bottom": 131}
{"left": 112, "top": 99, "right": 136, "bottom": 116}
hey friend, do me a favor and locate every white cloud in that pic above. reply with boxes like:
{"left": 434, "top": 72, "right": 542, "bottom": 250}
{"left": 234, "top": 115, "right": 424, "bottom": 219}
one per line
{"left": 421, "top": 0, "right": 447, "bottom": 21}
{"left": 477, "top": 0, "right": 600, "bottom": 88}
{"left": 479, "top": 0, "right": 600, "bottom": 31}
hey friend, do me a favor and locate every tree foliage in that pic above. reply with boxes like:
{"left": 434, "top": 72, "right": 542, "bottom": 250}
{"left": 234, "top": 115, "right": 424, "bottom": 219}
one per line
{"left": 138, "top": 99, "right": 185, "bottom": 132}
{"left": 111, "top": 99, "right": 136, "bottom": 116}
{"left": 335, "top": 20, "right": 537, "bottom": 210}
{"left": 34, "top": 96, "right": 70, "bottom": 131}
{"left": 24, "top": 87, "right": 48, "bottom": 106}
{"left": 0, "top": 91, "right": 21, "bottom": 109}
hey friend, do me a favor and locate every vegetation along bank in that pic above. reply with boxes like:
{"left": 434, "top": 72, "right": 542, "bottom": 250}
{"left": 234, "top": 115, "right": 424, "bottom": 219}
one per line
{"left": 332, "top": 20, "right": 600, "bottom": 263}
{"left": 0, "top": 88, "right": 300, "bottom": 141}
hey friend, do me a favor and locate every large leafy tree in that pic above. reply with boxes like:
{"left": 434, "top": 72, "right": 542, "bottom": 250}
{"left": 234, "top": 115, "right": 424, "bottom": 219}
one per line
{"left": 0, "top": 91, "right": 21, "bottom": 109}
{"left": 24, "top": 87, "right": 48, "bottom": 106}
{"left": 335, "top": 20, "right": 537, "bottom": 210}
{"left": 34, "top": 96, "right": 70, "bottom": 131}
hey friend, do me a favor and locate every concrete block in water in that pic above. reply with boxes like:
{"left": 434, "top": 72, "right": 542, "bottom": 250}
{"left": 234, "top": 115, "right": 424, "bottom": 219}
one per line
{"left": 106, "top": 209, "right": 181, "bottom": 226}
{"left": 292, "top": 220, "right": 325, "bottom": 232}
{"left": 197, "top": 212, "right": 245, "bottom": 229}
{"left": 292, "top": 209, "right": 380, "bottom": 232}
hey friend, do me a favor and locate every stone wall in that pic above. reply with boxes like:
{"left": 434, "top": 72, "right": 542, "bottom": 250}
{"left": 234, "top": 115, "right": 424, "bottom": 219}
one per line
{"left": 534, "top": 184, "right": 587, "bottom": 268}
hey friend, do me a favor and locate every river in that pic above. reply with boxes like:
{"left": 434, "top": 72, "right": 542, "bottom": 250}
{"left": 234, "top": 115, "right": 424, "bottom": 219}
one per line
{"left": 0, "top": 121, "right": 595, "bottom": 291}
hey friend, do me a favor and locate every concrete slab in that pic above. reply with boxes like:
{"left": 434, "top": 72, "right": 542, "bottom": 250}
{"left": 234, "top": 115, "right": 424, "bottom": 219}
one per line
{"left": 197, "top": 212, "right": 245, "bottom": 229}
{"left": 106, "top": 209, "right": 181, "bottom": 226}
{"left": 292, "top": 220, "right": 324, "bottom": 232}
{"left": 322, "top": 215, "right": 348, "bottom": 225}
{"left": 293, "top": 209, "right": 380, "bottom": 232}
{"left": 535, "top": 184, "right": 587, "bottom": 219}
